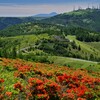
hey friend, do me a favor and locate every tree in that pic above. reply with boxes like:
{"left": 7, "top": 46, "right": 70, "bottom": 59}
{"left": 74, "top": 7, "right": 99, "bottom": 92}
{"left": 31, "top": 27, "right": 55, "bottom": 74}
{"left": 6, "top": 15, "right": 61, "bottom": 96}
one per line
{"left": 12, "top": 46, "right": 17, "bottom": 58}
{"left": 78, "top": 45, "right": 81, "bottom": 51}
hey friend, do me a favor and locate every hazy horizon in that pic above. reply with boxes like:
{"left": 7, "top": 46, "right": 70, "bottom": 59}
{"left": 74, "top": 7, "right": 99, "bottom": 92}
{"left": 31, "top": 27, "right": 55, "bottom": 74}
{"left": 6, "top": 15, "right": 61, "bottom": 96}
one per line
{"left": 0, "top": 0, "right": 100, "bottom": 17}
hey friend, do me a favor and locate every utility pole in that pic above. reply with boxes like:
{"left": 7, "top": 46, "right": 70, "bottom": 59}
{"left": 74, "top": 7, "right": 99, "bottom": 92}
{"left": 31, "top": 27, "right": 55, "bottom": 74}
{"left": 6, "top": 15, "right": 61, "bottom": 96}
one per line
{"left": 78, "top": 6, "right": 82, "bottom": 10}
{"left": 88, "top": 4, "right": 90, "bottom": 9}
{"left": 99, "top": 4, "right": 100, "bottom": 9}
{"left": 73, "top": 6, "right": 75, "bottom": 11}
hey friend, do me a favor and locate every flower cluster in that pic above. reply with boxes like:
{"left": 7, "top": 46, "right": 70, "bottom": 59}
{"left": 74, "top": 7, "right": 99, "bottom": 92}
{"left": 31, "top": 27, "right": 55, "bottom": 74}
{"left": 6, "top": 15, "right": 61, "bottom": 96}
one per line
{"left": 0, "top": 78, "right": 4, "bottom": 100}
{"left": 57, "top": 73, "right": 100, "bottom": 99}
{"left": 14, "top": 82, "right": 23, "bottom": 92}
{"left": 15, "top": 77, "right": 61, "bottom": 100}
{"left": 0, "top": 58, "right": 100, "bottom": 100}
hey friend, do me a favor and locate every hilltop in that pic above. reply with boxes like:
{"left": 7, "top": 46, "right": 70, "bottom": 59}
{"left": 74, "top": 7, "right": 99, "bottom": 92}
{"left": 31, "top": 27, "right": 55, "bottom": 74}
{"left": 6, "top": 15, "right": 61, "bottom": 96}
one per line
{"left": 1, "top": 8, "right": 100, "bottom": 32}
{"left": 42, "top": 8, "right": 100, "bottom": 32}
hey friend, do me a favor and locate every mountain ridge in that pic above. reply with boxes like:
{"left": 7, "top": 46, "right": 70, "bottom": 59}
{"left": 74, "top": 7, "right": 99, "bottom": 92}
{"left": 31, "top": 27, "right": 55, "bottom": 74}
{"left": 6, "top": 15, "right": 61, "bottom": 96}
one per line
{"left": 41, "top": 8, "right": 100, "bottom": 32}
{"left": 33, "top": 12, "right": 58, "bottom": 17}
{"left": 1, "top": 8, "right": 100, "bottom": 32}
{"left": 0, "top": 17, "right": 36, "bottom": 30}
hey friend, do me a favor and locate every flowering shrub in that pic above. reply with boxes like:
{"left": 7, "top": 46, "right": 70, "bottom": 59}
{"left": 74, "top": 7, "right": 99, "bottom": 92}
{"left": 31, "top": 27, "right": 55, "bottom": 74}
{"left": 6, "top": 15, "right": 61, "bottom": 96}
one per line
{"left": 0, "top": 58, "right": 100, "bottom": 100}
{"left": 0, "top": 78, "right": 4, "bottom": 100}
{"left": 57, "top": 73, "right": 100, "bottom": 99}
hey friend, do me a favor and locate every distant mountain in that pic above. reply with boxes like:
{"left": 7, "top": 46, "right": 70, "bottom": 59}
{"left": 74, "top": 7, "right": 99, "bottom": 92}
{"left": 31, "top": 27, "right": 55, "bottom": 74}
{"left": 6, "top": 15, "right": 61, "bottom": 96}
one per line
{"left": 33, "top": 12, "right": 58, "bottom": 17}
{"left": 0, "top": 17, "right": 36, "bottom": 30}
{"left": 1, "top": 9, "right": 100, "bottom": 32}
{"left": 41, "top": 8, "right": 100, "bottom": 32}
{"left": 0, "top": 12, "right": 58, "bottom": 30}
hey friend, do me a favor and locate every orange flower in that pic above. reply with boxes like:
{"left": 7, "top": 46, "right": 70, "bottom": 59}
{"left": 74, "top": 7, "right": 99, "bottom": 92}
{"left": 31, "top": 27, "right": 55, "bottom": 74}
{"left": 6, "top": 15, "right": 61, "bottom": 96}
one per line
{"left": 0, "top": 86, "right": 4, "bottom": 93}
{"left": 5, "top": 92, "right": 12, "bottom": 97}
{"left": 37, "top": 94, "right": 49, "bottom": 100}
{"left": 77, "top": 97, "right": 86, "bottom": 100}
{"left": 67, "top": 93, "right": 75, "bottom": 99}
{"left": 28, "top": 78, "right": 43, "bottom": 85}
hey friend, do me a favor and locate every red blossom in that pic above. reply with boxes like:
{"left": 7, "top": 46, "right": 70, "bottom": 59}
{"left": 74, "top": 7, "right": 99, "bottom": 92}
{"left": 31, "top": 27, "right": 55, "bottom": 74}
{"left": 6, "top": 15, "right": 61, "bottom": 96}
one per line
{"left": 0, "top": 79, "right": 4, "bottom": 83}
{"left": 14, "top": 82, "right": 23, "bottom": 91}
{"left": 18, "top": 65, "right": 31, "bottom": 73}
{"left": 28, "top": 78, "right": 43, "bottom": 85}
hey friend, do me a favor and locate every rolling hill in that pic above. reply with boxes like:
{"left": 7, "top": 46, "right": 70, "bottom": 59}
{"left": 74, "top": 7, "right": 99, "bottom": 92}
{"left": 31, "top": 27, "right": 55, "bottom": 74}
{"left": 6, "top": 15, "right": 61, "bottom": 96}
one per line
{"left": 0, "top": 17, "right": 36, "bottom": 30}
{"left": 42, "top": 8, "right": 100, "bottom": 32}
{"left": 0, "top": 23, "right": 100, "bottom": 62}
{"left": 1, "top": 8, "right": 100, "bottom": 32}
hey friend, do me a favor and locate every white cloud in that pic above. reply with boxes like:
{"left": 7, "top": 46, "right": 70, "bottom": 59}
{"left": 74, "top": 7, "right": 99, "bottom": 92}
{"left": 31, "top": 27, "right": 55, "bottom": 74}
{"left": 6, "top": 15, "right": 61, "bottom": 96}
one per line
{"left": 0, "top": 3, "right": 99, "bottom": 17}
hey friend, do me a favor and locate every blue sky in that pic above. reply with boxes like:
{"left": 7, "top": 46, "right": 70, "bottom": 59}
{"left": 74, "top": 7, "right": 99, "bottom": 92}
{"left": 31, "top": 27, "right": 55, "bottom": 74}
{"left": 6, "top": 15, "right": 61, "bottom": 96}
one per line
{"left": 0, "top": 0, "right": 100, "bottom": 4}
{"left": 0, "top": 0, "right": 100, "bottom": 17}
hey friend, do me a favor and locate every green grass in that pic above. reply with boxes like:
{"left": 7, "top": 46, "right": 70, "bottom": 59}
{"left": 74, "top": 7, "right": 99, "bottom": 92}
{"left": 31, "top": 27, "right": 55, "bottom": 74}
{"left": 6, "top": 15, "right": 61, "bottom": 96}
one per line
{"left": 67, "top": 35, "right": 96, "bottom": 52}
{"left": 0, "top": 66, "right": 18, "bottom": 91}
{"left": 1, "top": 33, "right": 50, "bottom": 49}
{"left": 86, "top": 42, "right": 100, "bottom": 51}
{"left": 67, "top": 35, "right": 100, "bottom": 57}
{"left": 48, "top": 56, "right": 100, "bottom": 72}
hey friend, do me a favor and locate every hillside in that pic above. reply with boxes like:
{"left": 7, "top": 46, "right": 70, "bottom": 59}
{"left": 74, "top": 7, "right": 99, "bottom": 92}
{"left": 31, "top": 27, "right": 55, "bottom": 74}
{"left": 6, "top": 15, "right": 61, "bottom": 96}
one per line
{"left": 42, "top": 8, "right": 100, "bottom": 32}
{"left": 0, "top": 23, "right": 63, "bottom": 36}
{"left": 1, "top": 8, "right": 100, "bottom": 32}
{"left": 0, "top": 22, "right": 100, "bottom": 62}
{"left": 0, "top": 17, "right": 36, "bottom": 30}
{"left": 0, "top": 58, "right": 100, "bottom": 100}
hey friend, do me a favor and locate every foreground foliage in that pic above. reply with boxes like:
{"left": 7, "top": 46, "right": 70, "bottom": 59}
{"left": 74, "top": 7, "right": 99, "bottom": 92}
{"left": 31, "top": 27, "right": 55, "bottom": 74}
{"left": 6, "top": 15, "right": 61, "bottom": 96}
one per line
{"left": 0, "top": 58, "right": 100, "bottom": 100}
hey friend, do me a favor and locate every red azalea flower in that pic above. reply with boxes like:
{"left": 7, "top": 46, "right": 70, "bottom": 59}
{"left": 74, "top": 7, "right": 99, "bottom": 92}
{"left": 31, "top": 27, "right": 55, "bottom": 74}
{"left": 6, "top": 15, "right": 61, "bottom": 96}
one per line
{"left": 0, "top": 79, "right": 4, "bottom": 83}
{"left": 14, "top": 82, "right": 23, "bottom": 91}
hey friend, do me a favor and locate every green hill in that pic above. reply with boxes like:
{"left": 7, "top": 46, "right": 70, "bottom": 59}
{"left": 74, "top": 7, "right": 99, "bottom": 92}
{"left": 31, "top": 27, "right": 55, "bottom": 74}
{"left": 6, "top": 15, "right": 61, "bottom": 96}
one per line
{"left": 0, "top": 22, "right": 100, "bottom": 62}
{"left": 0, "top": 17, "right": 36, "bottom": 30}
{"left": 42, "top": 8, "right": 100, "bottom": 32}
{"left": 0, "top": 23, "right": 63, "bottom": 36}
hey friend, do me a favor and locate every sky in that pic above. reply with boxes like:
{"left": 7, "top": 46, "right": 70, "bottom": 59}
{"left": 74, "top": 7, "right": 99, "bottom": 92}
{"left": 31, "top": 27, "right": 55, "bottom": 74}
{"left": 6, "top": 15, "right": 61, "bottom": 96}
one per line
{"left": 0, "top": 0, "right": 100, "bottom": 17}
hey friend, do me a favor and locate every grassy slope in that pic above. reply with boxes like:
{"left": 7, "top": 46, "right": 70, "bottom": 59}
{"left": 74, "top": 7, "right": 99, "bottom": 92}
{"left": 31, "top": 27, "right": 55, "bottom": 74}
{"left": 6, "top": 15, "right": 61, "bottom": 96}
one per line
{"left": 86, "top": 42, "right": 100, "bottom": 51}
{"left": 48, "top": 56, "right": 100, "bottom": 71}
{"left": 1, "top": 34, "right": 100, "bottom": 70}
{"left": 67, "top": 35, "right": 100, "bottom": 57}
{"left": 1, "top": 33, "right": 50, "bottom": 49}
